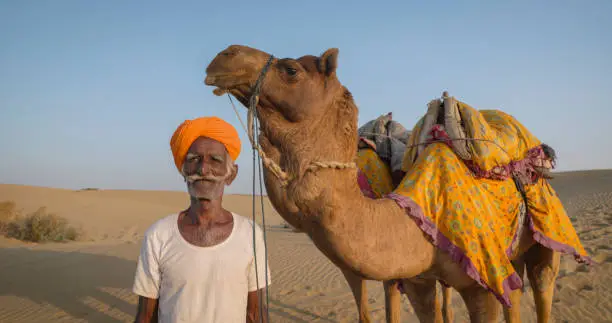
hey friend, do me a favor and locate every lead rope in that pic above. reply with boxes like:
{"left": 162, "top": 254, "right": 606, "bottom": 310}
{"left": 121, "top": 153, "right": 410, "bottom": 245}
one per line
{"left": 227, "top": 94, "right": 271, "bottom": 322}
{"left": 255, "top": 113, "right": 271, "bottom": 323}
{"left": 250, "top": 129, "right": 262, "bottom": 322}
{"left": 228, "top": 86, "right": 271, "bottom": 322}
{"left": 249, "top": 56, "right": 273, "bottom": 323}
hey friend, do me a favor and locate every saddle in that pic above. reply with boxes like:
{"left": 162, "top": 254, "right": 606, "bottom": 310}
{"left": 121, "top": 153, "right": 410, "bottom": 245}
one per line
{"left": 357, "top": 112, "right": 411, "bottom": 174}
{"left": 405, "top": 91, "right": 556, "bottom": 186}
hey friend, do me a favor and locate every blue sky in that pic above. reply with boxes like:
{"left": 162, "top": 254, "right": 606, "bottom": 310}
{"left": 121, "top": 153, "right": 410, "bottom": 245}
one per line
{"left": 1, "top": 1, "right": 610, "bottom": 194}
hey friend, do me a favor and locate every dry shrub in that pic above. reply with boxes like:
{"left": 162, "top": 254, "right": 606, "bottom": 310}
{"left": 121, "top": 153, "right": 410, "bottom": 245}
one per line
{"left": 0, "top": 201, "right": 19, "bottom": 234}
{"left": 79, "top": 188, "right": 99, "bottom": 192}
{"left": 0, "top": 201, "right": 81, "bottom": 242}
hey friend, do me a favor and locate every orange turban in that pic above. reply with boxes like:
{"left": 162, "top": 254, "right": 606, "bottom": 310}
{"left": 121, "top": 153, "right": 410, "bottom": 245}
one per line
{"left": 170, "top": 116, "right": 241, "bottom": 171}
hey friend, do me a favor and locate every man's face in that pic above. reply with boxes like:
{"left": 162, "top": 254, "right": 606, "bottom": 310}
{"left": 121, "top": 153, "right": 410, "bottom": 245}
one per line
{"left": 181, "top": 137, "right": 237, "bottom": 201}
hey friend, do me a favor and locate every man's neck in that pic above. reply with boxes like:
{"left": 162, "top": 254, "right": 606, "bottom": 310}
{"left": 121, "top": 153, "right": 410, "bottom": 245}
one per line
{"left": 186, "top": 197, "right": 227, "bottom": 226}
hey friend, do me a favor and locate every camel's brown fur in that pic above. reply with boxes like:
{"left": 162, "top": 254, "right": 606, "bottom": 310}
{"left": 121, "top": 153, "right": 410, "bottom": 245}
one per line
{"left": 204, "top": 45, "right": 560, "bottom": 322}
{"left": 259, "top": 121, "right": 454, "bottom": 322}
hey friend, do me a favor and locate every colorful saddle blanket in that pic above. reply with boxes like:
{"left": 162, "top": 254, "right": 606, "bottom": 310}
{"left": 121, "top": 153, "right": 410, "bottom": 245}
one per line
{"left": 355, "top": 96, "right": 591, "bottom": 307}
{"left": 402, "top": 96, "right": 554, "bottom": 183}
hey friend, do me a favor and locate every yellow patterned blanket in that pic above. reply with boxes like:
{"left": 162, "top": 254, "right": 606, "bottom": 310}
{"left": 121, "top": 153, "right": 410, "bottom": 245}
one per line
{"left": 401, "top": 97, "right": 554, "bottom": 183}
{"left": 356, "top": 97, "right": 591, "bottom": 307}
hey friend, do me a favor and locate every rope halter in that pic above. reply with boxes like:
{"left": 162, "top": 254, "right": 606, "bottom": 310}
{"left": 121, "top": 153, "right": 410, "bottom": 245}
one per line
{"left": 229, "top": 54, "right": 357, "bottom": 187}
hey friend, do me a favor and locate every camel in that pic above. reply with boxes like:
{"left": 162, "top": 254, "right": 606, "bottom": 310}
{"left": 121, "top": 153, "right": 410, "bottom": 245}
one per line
{"left": 204, "top": 44, "right": 588, "bottom": 322}
{"left": 261, "top": 128, "right": 454, "bottom": 322}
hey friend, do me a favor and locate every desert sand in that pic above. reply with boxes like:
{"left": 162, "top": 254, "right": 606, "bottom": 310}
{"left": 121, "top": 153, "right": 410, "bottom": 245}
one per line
{"left": 0, "top": 169, "right": 611, "bottom": 322}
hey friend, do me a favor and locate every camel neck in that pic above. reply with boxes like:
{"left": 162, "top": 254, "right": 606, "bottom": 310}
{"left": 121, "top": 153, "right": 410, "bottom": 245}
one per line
{"left": 290, "top": 166, "right": 436, "bottom": 280}
{"left": 290, "top": 166, "right": 363, "bottom": 222}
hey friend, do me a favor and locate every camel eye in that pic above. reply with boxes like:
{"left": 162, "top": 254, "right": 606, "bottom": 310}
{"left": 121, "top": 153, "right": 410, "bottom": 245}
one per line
{"left": 286, "top": 67, "right": 297, "bottom": 76}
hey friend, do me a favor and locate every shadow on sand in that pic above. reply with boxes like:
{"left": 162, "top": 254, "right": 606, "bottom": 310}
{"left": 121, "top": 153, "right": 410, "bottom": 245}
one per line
{"left": 0, "top": 246, "right": 337, "bottom": 323}
{"left": 0, "top": 247, "right": 138, "bottom": 322}
{"left": 268, "top": 299, "right": 337, "bottom": 323}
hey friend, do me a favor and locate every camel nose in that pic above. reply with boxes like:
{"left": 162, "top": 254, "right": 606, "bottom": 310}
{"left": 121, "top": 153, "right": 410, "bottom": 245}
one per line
{"left": 206, "top": 46, "right": 240, "bottom": 79}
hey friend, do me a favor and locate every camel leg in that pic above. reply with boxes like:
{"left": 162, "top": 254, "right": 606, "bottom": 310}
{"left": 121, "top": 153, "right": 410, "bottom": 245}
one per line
{"left": 440, "top": 285, "right": 454, "bottom": 323}
{"left": 458, "top": 285, "right": 501, "bottom": 323}
{"left": 383, "top": 280, "right": 401, "bottom": 323}
{"left": 503, "top": 258, "right": 526, "bottom": 323}
{"left": 340, "top": 268, "right": 372, "bottom": 323}
{"left": 401, "top": 279, "right": 443, "bottom": 323}
{"left": 525, "top": 244, "right": 561, "bottom": 323}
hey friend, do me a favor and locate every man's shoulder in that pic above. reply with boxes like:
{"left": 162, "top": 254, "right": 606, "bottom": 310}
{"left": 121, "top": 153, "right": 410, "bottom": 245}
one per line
{"left": 143, "top": 213, "right": 180, "bottom": 238}
{"left": 232, "top": 212, "right": 259, "bottom": 228}
{"left": 231, "top": 212, "right": 265, "bottom": 238}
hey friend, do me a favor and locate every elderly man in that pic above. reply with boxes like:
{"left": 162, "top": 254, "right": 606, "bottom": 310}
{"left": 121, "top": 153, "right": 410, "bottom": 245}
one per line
{"left": 132, "top": 116, "right": 271, "bottom": 323}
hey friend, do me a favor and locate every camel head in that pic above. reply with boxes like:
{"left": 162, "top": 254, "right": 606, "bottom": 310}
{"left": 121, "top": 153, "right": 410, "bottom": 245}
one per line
{"left": 205, "top": 44, "right": 345, "bottom": 122}
{"left": 204, "top": 45, "right": 358, "bottom": 177}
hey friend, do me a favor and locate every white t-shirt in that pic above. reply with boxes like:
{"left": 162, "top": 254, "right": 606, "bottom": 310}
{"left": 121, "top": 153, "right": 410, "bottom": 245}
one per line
{"left": 132, "top": 212, "right": 271, "bottom": 323}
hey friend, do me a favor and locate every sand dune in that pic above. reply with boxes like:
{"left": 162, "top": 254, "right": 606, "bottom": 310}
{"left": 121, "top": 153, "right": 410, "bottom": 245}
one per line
{"left": 0, "top": 169, "right": 611, "bottom": 322}
{"left": 0, "top": 185, "right": 285, "bottom": 242}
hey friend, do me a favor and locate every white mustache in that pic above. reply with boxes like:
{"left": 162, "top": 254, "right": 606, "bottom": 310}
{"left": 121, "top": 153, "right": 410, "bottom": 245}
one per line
{"left": 184, "top": 174, "right": 225, "bottom": 184}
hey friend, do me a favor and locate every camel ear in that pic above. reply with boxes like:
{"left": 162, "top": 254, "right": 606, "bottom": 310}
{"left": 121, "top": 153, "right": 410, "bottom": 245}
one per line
{"left": 318, "top": 48, "right": 339, "bottom": 77}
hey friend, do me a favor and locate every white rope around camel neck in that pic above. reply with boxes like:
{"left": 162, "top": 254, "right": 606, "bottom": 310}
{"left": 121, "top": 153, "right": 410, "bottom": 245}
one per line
{"left": 227, "top": 93, "right": 357, "bottom": 187}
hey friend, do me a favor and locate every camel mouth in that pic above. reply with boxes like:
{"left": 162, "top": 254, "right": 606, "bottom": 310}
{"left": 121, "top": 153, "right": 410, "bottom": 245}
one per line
{"left": 204, "top": 75, "right": 231, "bottom": 97}
{"left": 204, "top": 74, "right": 222, "bottom": 86}
{"left": 204, "top": 73, "right": 249, "bottom": 97}
{"left": 209, "top": 86, "right": 246, "bottom": 98}
{"left": 212, "top": 87, "right": 228, "bottom": 96}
